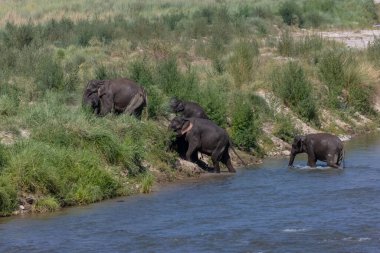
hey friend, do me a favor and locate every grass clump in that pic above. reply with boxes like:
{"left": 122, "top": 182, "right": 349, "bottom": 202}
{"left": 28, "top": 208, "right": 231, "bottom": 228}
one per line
{"left": 0, "top": 176, "right": 17, "bottom": 216}
{"left": 273, "top": 115, "right": 299, "bottom": 143}
{"left": 34, "top": 196, "right": 60, "bottom": 213}
{"left": 318, "top": 49, "right": 374, "bottom": 114}
{"left": 230, "top": 96, "right": 261, "bottom": 151}
{"left": 228, "top": 40, "right": 259, "bottom": 87}
{"left": 272, "top": 62, "right": 319, "bottom": 125}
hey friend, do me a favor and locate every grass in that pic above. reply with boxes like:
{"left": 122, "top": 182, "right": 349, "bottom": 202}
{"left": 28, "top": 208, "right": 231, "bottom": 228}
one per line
{"left": 0, "top": 0, "right": 379, "bottom": 215}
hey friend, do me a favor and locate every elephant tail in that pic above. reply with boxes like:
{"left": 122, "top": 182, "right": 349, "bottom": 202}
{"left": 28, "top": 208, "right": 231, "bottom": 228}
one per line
{"left": 229, "top": 140, "right": 247, "bottom": 167}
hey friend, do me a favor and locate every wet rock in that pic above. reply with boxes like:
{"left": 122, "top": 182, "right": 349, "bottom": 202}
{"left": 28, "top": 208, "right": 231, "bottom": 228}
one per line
{"left": 175, "top": 159, "right": 205, "bottom": 175}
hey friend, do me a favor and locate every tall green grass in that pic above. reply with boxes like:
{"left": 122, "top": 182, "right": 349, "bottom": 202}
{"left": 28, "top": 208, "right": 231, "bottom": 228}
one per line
{"left": 0, "top": 0, "right": 378, "bottom": 215}
{"left": 272, "top": 62, "right": 319, "bottom": 125}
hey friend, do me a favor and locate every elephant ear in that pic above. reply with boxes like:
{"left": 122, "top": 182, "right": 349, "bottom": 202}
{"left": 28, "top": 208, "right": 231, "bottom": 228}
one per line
{"left": 181, "top": 120, "right": 193, "bottom": 135}
{"left": 295, "top": 135, "right": 305, "bottom": 147}
{"left": 98, "top": 85, "right": 107, "bottom": 97}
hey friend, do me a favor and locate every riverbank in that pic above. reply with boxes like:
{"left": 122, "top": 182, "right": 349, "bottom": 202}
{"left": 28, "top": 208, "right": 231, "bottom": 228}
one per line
{"left": 1, "top": 0, "right": 380, "bottom": 217}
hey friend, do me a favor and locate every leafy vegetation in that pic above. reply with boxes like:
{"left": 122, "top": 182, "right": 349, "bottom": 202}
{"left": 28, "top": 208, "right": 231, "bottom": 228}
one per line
{"left": 0, "top": 0, "right": 378, "bottom": 215}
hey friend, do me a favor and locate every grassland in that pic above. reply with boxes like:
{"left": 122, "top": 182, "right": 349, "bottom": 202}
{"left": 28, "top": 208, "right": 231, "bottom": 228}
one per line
{"left": 0, "top": 0, "right": 380, "bottom": 216}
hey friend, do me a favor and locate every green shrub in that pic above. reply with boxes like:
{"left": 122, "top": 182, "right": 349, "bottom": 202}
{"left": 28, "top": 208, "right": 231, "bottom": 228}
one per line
{"left": 139, "top": 172, "right": 155, "bottom": 194}
{"left": 0, "top": 176, "right": 17, "bottom": 216}
{"left": 199, "top": 83, "right": 227, "bottom": 127}
{"left": 230, "top": 97, "right": 260, "bottom": 151}
{"left": 318, "top": 49, "right": 369, "bottom": 112}
{"left": 272, "top": 62, "right": 319, "bottom": 124}
{"left": 3, "top": 22, "right": 35, "bottom": 49}
{"left": 35, "top": 196, "right": 60, "bottom": 212}
{"left": 7, "top": 141, "right": 121, "bottom": 206}
{"left": 279, "top": 1, "right": 304, "bottom": 26}
{"left": 228, "top": 40, "right": 259, "bottom": 86}
{"left": 367, "top": 38, "right": 380, "bottom": 66}
{"left": 273, "top": 115, "right": 299, "bottom": 143}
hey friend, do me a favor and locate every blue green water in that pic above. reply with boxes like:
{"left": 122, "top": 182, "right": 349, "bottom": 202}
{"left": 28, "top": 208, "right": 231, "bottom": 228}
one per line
{"left": 1, "top": 134, "right": 379, "bottom": 252}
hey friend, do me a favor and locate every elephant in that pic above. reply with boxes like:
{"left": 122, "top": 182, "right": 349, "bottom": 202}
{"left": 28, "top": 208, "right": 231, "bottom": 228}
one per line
{"left": 288, "top": 133, "right": 344, "bottom": 168}
{"left": 169, "top": 116, "right": 246, "bottom": 173}
{"left": 97, "top": 78, "right": 148, "bottom": 117}
{"left": 170, "top": 97, "right": 209, "bottom": 119}
{"left": 82, "top": 79, "right": 105, "bottom": 114}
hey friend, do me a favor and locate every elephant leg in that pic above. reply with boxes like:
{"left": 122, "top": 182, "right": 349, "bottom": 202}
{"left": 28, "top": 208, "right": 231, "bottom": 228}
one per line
{"left": 327, "top": 154, "right": 340, "bottom": 168}
{"left": 211, "top": 154, "right": 221, "bottom": 173}
{"left": 185, "top": 140, "right": 199, "bottom": 162}
{"left": 221, "top": 152, "right": 236, "bottom": 173}
{"left": 99, "top": 93, "right": 113, "bottom": 116}
{"left": 307, "top": 154, "right": 317, "bottom": 167}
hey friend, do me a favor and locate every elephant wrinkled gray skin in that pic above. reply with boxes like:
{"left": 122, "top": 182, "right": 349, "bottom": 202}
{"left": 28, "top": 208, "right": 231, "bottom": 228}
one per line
{"left": 170, "top": 98, "right": 209, "bottom": 119}
{"left": 97, "top": 78, "right": 147, "bottom": 117}
{"left": 288, "top": 133, "right": 344, "bottom": 168}
{"left": 82, "top": 79, "right": 105, "bottom": 114}
{"left": 169, "top": 116, "right": 246, "bottom": 173}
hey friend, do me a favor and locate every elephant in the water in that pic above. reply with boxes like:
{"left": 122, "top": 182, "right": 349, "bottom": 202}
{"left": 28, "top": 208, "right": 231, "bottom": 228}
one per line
{"left": 82, "top": 79, "right": 105, "bottom": 114}
{"left": 288, "top": 133, "right": 344, "bottom": 168}
{"left": 169, "top": 116, "right": 246, "bottom": 173}
{"left": 170, "top": 98, "right": 209, "bottom": 119}
{"left": 97, "top": 78, "right": 147, "bottom": 117}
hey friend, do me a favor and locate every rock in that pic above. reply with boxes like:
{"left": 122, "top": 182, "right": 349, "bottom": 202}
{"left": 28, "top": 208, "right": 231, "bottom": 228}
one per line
{"left": 175, "top": 159, "right": 205, "bottom": 175}
{"left": 282, "top": 150, "right": 291, "bottom": 156}
{"left": 19, "top": 205, "right": 25, "bottom": 210}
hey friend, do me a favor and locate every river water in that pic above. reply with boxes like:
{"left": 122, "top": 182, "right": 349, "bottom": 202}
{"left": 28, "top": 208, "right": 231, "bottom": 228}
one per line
{"left": 1, "top": 134, "right": 380, "bottom": 253}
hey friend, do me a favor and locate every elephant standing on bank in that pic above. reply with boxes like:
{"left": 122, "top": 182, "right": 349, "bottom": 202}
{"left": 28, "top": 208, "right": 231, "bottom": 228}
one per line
{"left": 288, "top": 133, "right": 344, "bottom": 168}
{"left": 170, "top": 98, "right": 209, "bottom": 119}
{"left": 169, "top": 116, "right": 246, "bottom": 173}
{"left": 83, "top": 78, "right": 147, "bottom": 117}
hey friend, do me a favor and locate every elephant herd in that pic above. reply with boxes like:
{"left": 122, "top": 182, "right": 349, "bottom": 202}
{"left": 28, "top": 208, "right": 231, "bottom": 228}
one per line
{"left": 83, "top": 77, "right": 345, "bottom": 172}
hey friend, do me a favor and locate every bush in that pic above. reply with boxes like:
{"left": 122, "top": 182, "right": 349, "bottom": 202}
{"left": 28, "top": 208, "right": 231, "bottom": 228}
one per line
{"left": 367, "top": 38, "right": 380, "bottom": 66}
{"left": 228, "top": 40, "right": 259, "bottom": 86}
{"left": 318, "top": 49, "right": 370, "bottom": 113}
{"left": 279, "top": 1, "right": 304, "bottom": 26}
{"left": 34, "top": 196, "right": 60, "bottom": 212}
{"left": 0, "top": 176, "right": 17, "bottom": 216}
{"left": 199, "top": 83, "right": 227, "bottom": 127}
{"left": 272, "top": 62, "right": 319, "bottom": 124}
{"left": 230, "top": 97, "right": 260, "bottom": 151}
{"left": 273, "top": 115, "right": 299, "bottom": 143}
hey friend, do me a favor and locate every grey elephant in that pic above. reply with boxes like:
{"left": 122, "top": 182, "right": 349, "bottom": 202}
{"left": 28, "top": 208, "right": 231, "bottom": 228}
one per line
{"left": 169, "top": 116, "right": 246, "bottom": 173}
{"left": 96, "top": 78, "right": 147, "bottom": 117}
{"left": 170, "top": 97, "right": 209, "bottom": 119}
{"left": 288, "top": 133, "right": 344, "bottom": 168}
{"left": 82, "top": 79, "right": 105, "bottom": 114}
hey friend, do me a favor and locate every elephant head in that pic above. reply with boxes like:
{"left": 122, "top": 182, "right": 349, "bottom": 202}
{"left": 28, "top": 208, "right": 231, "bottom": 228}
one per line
{"left": 288, "top": 135, "right": 306, "bottom": 166}
{"left": 82, "top": 80, "right": 105, "bottom": 114}
{"left": 169, "top": 117, "right": 193, "bottom": 136}
{"left": 170, "top": 97, "right": 185, "bottom": 113}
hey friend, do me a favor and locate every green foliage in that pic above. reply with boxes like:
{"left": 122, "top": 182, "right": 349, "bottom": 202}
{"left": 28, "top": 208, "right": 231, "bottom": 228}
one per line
{"left": 279, "top": 1, "right": 304, "bottom": 26}
{"left": 199, "top": 83, "right": 227, "bottom": 127}
{"left": 367, "top": 38, "right": 380, "bottom": 66}
{"left": 230, "top": 97, "right": 260, "bottom": 151}
{"left": 0, "top": 176, "right": 17, "bottom": 216}
{"left": 273, "top": 115, "right": 299, "bottom": 143}
{"left": 277, "top": 31, "right": 324, "bottom": 58}
{"left": 139, "top": 172, "right": 155, "bottom": 194}
{"left": 272, "top": 62, "right": 319, "bottom": 124}
{"left": 228, "top": 40, "right": 259, "bottom": 86}
{"left": 35, "top": 196, "right": 60, "bottom": 212}
{"left": 318, "top": 49, "right": 372, "bottom": 113}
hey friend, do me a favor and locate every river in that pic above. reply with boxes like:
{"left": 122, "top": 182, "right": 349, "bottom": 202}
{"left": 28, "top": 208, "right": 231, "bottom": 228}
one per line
{"left": 0, "top": 133, "right": 380, "bottom": 253}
